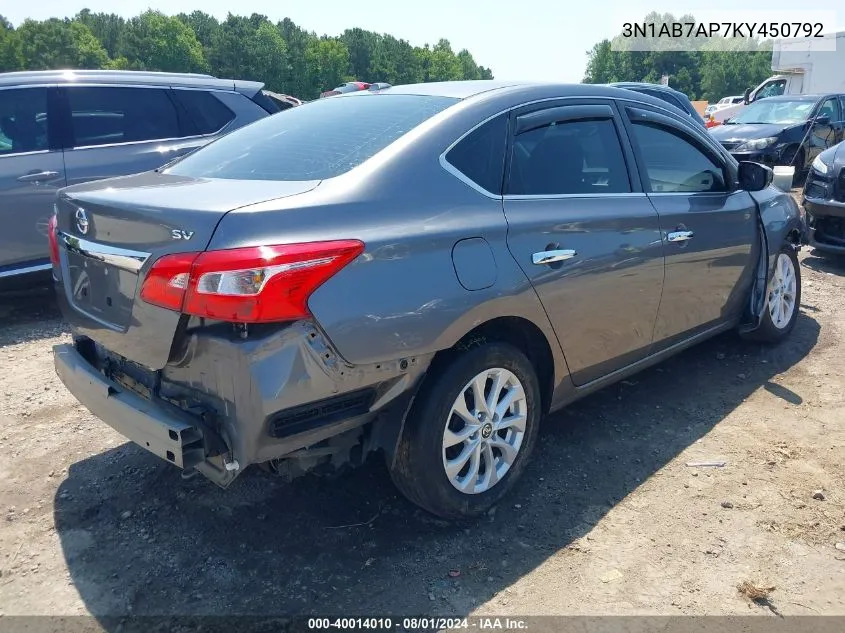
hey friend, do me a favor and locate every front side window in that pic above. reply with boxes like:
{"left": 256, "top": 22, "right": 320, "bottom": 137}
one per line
{"left": 66, "top": 87, "right": 180, "bottom": 148}
{"left": 445, "top": 114, "right": 507, "bottom": 194}
{"left": 0, "top": 88, "right": 49, "bottom": 155}
{"left": 166, "top": 94, "right": 458, "bottom": 181}
{"left": 756, "top": 80, "right": 787, "bottom": 100}
{"left": 630, "top": 121, "right": 727, "bottom": 193}
{"left": 817, "top": 98, "right": 840, "bottom": 122}
{"left": 506, "top": 117, "right": 631, "bottom": 196}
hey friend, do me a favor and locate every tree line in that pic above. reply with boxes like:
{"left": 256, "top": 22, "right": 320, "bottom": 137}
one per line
{"left": 582, "top": 12, "right": 775, "bottom": 103}
{"left": 0, "top": 9, "right": 493, "bottom": 100}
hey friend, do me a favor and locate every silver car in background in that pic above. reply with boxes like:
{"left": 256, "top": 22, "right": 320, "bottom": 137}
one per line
{"left": 0, "top": 69, "right": 278, "bottom": 288}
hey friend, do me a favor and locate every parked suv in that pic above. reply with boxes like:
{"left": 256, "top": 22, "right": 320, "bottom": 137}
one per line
{"left": 52, "top": 82, "right": 803, "bottom": 519}
{"left": 0, "top": 69, "right": 276, "bottom": 288}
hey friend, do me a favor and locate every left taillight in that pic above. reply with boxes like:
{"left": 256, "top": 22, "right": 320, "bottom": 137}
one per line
{"left": 48, "top": 213, "right": 59, "bottom": 266}
{"left": 139, "top": 240, "right": 364, "bottom": 323}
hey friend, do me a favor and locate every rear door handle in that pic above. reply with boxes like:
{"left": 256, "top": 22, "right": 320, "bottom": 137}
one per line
{"left": 17, "top": 171, "right": 59, "bottom": 183}
{"left": 667, "top": 230, "right": 694, "bottom": 242}
{"left": 532, "top": 249, "right": 577, "bottom": 265}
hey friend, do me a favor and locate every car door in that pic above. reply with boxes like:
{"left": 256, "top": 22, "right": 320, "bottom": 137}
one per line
{"left": 59, "top": 85, "right": 209, "bottom": 188}
{"left": 0, "top": 85, "right": 66, "bottom": 273}
{"left": 621, "top": 105, "right": 757, "bottom": 351}
{"left": 502, "top": 100, "right": 665, "bottom": 386}
{"left": 808, "top": 97, "right": 843, "bottom": 162}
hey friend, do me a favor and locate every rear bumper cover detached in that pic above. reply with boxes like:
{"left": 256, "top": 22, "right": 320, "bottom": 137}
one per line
{"left": 53, "top": 343, "right": 208, "bottom": 471}
{"left": 53, "top": 321, "right": 431, "bottom": 487}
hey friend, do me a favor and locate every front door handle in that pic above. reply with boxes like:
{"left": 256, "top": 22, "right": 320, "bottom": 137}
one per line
{"left": 17, "top": 171, "right": 59, "bottom": 183}
{"left": 667, "top": 230, "right": 694, "bottom": 243}
{"left": 532, "top": 249, "right": 577, "bottom": 265}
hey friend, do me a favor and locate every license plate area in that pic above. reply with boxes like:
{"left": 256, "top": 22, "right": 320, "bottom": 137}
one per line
{"left": 65, "top": 250, "right": 138, "bottom": 330}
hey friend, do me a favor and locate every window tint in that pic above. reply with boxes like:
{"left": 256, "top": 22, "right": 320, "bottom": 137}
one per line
{"left": 166, "top": 94, "right": 458, "bottom": 181}
{"left": 0, "top": 88, "right": 49, "bottom": 155}
{"left": 171, "top": 90, "right": 235, "bottom": 135}
{"left": 445, "top": 114, "right": 507, "bottom": 194}
{"left": 630, "top": 121, "right": 726, "bottom": 193}
{"left": 507, "top": 117, "right": 631, "bottom": 195}
{"left": 66, "top": 87, "right": 180, "bottom": 147}
{"left": 818, "top": 98, "right": 840, "bottom": 122}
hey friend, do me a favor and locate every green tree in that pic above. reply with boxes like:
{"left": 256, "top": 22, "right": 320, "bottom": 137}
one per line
{"left": 305, "top": 37, "right": 350, "bottom": 97}
{"left": 118, "top": 10, "right": 208, "bottom": 73}
{"left": 176, "top": 11, "right": 219, "bottom": 58}
{"left": 278, "top": 18, "right": 313, "bottom": 98}
{"left": 208, "top": 13, "right": 288, "bottom": 90}
{"left": 428, "top": 39, "right": 462, "bottom": 81}
{"left": 75, "top": 10, "right": 125, "bottom": 58}
{"left": 0, "top": 15, "right": 23, "bottom": 72}
{"left": 341, "top": 28, "right": 378, "bottom": 79}
{"left": 17, "top": 18, "right": 109, "bottom": 70}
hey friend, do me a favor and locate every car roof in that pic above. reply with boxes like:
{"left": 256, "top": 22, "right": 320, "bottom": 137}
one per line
{"left": 0, "top": 69, "right": 263, "bottom": 92}
{"left": 341, "top": 80, "right": 700, "bottom": 104}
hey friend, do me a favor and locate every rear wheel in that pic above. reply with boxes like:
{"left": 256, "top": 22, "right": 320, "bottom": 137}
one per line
{"left": 745, "top": 246, "right": 801, "bottom": 343}
{"left": 389, "top": 342, "right": 541, "bottom": 519}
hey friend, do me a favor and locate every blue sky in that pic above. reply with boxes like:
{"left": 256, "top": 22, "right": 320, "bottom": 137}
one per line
{"left": 3, "top": 1, "right": 842, "bottom": 83}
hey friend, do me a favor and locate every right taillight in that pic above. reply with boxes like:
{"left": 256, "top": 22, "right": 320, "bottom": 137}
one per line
{"left": 139, "top": 240, "right": 364, "bottom": 323}
{"left": 48, "top": 213, "right": 59, "bottom": 266}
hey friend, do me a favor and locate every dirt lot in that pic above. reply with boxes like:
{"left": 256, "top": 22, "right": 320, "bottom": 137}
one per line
{"left": 1, "top": 247, "right": 844, "bottom": 624}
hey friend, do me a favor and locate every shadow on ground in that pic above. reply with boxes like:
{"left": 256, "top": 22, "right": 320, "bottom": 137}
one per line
{"left": 53, "top": 313, "right": 820, "bottom": 623}
{"left": 801, "top": 250, "right": 845, "bottom": 277}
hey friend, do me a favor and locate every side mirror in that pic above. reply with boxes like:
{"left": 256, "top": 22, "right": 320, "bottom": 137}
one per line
{"left": 743, "top": 88, "right": 752, "bottom": 105}
{"left": 815, "top": 114, "right": 831, "bottom": 125}
{"left": 738, "top": 161, "right": 773, "bottom": 191}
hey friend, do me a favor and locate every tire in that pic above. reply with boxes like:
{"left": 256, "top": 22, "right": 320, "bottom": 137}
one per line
{"left": 745, "top": 246, "right": 801, "bottom": 343}
{"left": 389, "top": 342, "right": 541, "bottom": 520}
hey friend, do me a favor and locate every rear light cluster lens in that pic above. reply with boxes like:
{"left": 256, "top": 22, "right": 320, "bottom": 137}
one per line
{"left": 48, "top": 213, "right": 60, "bottom": 265}
{"left": 140, "top": 240, "right": 364, "bottom": 323}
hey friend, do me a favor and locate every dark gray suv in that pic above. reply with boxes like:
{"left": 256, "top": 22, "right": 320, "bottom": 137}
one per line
{"left": 0, "top": 69, "right": 277, "bottom": 287}
{"left": 51, "top": 81, "right": 804, "bottom": 519}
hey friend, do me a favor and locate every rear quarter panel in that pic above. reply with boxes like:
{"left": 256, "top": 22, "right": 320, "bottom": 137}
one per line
{"left": 205, "top": 92, "right": 570, "bottom": 394}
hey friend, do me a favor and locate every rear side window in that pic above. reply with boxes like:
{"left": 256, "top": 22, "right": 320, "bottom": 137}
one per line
{"left": 0, "top": 88, "right": 49, "bottom": 155}
{"left": 445, "top": 114, "right": 507, "bottom": 194}
{"left": 66, "top": 87, "right": 180, "bottom": 147}
{"left": 166, "top": 94, "right": 458, "bottom": 181}
{"left": 171, "top": 90, "right": 235, "bottom": 135}
{"left": 507, "top": 118, "right": 631, "bottom": 195}
{"left": 629, "top": 121, "right": 727, "bottom": 193}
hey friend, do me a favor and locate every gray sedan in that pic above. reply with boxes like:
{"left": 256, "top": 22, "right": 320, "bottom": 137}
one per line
{"left": 51, "top": 81, "right": 804, "bottom": 519}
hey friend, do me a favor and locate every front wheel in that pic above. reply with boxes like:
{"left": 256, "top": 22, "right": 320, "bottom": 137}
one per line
{"left": 745, "top": 246, "right": 801, "bottom": 343}
{"left": 389, "top": 342, "right": 541, "bottom": 520}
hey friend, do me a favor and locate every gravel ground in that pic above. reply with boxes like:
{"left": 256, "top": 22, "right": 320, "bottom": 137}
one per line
{"left": 0, "top": 246, "right": 844, "bottom": 626}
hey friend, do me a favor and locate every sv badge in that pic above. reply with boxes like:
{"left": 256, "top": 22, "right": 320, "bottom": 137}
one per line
{"left": 171, "top": 229, "right": 195, "bottom": 241}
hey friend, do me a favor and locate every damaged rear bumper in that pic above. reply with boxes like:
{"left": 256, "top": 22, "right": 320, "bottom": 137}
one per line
{"left": 53, "top": 322, "right": 431, "bottom": 487}
{"left": 54, "top": 343, "right": 209, "bottom": 470}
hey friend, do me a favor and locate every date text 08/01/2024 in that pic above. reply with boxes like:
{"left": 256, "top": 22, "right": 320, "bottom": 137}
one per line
{"left": 307, "top": 617, "right": 530, "bottom": 630}
{"left": 621, "top": 21, "right": 825, "bottom": 39}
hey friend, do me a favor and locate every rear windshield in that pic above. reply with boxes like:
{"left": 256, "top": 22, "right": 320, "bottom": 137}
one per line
{"left": 165, "top": 94, "right": 458, "bottom": 181}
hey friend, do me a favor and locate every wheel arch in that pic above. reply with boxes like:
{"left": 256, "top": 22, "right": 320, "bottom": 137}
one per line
{"left": 428, "top": 315, "right": 560, "bottom": 415}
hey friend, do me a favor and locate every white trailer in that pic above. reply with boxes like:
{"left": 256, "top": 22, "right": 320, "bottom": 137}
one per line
{"left": 711, "top": 31, "right": 845, "bottom": 123}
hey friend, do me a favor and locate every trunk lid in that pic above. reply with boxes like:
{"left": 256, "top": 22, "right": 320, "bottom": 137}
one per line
{"left": 55, "top": 171, "right": 319, "bottom": 369}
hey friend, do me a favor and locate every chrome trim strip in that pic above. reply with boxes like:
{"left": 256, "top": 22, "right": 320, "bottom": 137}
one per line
{"left": 57, "top": 231, "right": 150, "bottom": 273}
{"left": 0, "top": 263, "right": 52, "bottom": 279}
{"left": 503, "top": 192, "right": 648, "bottom": 201}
